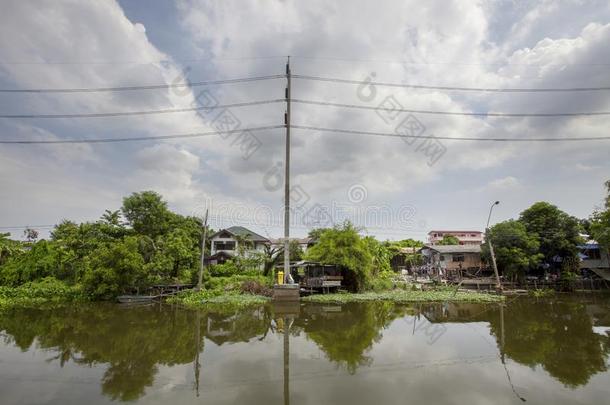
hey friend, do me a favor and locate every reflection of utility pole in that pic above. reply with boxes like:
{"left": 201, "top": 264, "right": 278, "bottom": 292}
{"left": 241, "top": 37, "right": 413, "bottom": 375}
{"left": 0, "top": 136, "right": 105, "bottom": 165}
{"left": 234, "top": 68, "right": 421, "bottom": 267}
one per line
{"left": 500, "top": 303, "right": 505, "bottom": 363}
{"left": 194, "top": 311, "right": 202, "bottom": 397}
{"left": 283, "top": 316, "right": 290, "bottom": 405}
{"left": 499, "top": 303, "right": 526, "bottom": 402}
{"left": 198, "top": 209, "right": 209, "bottom": 290}
{"left": 283, "top": 57, "right": 292, "bottom": 283}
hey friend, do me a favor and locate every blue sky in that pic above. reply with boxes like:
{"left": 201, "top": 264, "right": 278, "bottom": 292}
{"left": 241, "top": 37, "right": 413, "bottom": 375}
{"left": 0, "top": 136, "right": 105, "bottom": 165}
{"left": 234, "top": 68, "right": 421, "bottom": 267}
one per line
{"left": 1, "top": 0, "right": 609, "bottom": 241}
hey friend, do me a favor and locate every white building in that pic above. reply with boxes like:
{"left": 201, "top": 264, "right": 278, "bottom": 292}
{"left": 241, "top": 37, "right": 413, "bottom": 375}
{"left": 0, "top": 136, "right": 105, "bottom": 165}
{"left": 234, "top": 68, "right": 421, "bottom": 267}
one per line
{"left": 427, "top": 230, "right": 483, "bottom": 246}
{"left": 207, "top": 226, "right": 270, "bottom": 265}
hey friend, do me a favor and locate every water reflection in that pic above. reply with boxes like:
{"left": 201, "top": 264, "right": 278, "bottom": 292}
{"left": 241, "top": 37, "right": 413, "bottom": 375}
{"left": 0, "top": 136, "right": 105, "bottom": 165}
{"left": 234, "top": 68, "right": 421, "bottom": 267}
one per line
{"left": 0, "top": 296, "right": 609, "bottom": 403}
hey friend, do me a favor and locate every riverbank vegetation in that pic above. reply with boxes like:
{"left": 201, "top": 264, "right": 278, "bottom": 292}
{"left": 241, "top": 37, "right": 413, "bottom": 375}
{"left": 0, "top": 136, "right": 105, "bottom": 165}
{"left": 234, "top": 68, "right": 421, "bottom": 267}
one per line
{"left": 302, "top": 289, "right": 504, "bottom": 304}
{"left": 0, "top": 277, "right": 87, "bottom": 309}
{"left": 1, "top": 180, "right": 608, "bottom": 306}
{"left": 167, "top": 273, "right": 272, "bottom": 308}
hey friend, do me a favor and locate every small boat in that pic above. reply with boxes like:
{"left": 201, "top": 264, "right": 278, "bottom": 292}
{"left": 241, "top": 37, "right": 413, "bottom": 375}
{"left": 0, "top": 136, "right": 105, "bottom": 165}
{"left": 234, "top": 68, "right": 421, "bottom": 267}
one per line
{"left": 117, "top": 295, "right": 158, "bottom": 304}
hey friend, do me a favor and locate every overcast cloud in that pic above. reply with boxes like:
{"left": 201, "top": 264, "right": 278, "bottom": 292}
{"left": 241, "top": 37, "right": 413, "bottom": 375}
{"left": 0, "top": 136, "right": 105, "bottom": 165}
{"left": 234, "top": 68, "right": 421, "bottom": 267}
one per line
{"left": 1, "top": 0, "right": 609, "bottom": 240}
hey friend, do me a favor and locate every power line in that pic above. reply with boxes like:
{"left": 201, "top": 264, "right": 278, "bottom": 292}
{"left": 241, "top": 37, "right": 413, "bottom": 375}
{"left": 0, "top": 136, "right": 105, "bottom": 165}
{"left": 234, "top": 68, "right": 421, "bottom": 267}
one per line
{"left": 2, "top": 124, "right": 608, "bottom": 144}
{"left": 292, "top": 125, "right": 610, "bottom": 142}
{"left": 6, "top": 54, "right": 609, "bottom": 68}
{"left": 293, "top": 74, "right": 610, "bottom": 93}
{"left": 0, "top": 74, "right": 283, "bottom": 94}
{"left": 0, "top": 125, "right": 284, "bottom": 144}
{"left": 0, "top": 99, "right": 284, "bottom": 119}
{"left": 7, "top": 98, "right": 609, "bottom": 119}
{"left": 0, "top": 55, "right": 288, "bottom": 66}
{"left": 292, "top": 99, "right": 610, "bottom": 118}
{"left": 290, "top": 55, "right": 610, "bottom": 68}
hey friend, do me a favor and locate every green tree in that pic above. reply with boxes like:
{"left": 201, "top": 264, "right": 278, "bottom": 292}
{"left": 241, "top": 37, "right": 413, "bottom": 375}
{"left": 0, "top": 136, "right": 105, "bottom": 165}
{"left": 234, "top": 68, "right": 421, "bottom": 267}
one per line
{"left": 482, "top": 220, "right": 543, "bottom": 280}
{"left": 437, "top": 235, "right": 460, "bottom": 245}
{"left": 83, "top": 236, "right": 147, "bottom": 299}
{"left": 122, "top": 191, "right": 172, "bottom": 238}
{"left": 0, "top": 233, "right": 24, "bottom": 266}
{"left": 591, "top": 180, "right": 610, "bottom": 252}
{"left": 304, "top": 221, "right": 372, "bottom": 291}
{"left": 362, "top": 236, "right": 392, "bottom": 274}
{"left": 519, "top": 202, "right": 582, "bottom": 271}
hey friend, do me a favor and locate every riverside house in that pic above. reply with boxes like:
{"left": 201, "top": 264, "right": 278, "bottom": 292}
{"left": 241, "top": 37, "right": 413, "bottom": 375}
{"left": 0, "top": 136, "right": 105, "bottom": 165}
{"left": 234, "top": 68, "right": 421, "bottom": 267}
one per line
{"left": 206, "top": 226, "right": 270, "bottom": 265}
{"left": 419, "top": 244, "right": 482, "bottom": 272}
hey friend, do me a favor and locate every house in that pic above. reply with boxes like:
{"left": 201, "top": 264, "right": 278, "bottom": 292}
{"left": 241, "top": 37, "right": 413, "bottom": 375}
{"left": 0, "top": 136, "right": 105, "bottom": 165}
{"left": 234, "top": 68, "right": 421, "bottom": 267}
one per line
{"left": 390, "top": 247, "right": 420, "bottom": 272}
{"left": 427, "top": 230, "right": 483, "bottom": 246}
{"left": 578, "top": 241, "right": 610, "bottom": 280}
{"left": 207, "top": 226, "right": 270, "bottom": 265}
{"left": 419, "top": 244, "right": 482, "bottom": 272}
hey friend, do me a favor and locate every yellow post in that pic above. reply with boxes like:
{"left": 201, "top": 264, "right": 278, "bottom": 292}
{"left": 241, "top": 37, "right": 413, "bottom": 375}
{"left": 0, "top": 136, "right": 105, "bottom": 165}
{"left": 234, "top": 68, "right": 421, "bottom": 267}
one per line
{"left": 277, "top": 271, "right": 284, "bottom": 285}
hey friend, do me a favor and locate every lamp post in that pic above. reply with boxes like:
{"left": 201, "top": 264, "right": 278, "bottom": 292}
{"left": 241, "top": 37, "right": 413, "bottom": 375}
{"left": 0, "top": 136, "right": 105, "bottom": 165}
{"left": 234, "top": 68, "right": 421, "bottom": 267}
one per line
{"left": 486, "top": 201, "right": 502, "bottom": 291}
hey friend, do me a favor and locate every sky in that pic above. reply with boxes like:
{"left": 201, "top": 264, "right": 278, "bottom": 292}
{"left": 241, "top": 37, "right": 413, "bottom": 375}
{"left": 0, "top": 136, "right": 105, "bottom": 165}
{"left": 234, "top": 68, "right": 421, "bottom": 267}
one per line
{"left": 0, "top": 0, "right": 609, "bottom": 242}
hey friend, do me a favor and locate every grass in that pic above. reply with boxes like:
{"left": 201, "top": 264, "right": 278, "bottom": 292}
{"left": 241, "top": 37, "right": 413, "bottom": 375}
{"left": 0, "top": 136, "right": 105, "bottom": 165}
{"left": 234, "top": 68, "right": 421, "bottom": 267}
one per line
{"left": 301, "top": 289, "right": 505, "bottom": 304}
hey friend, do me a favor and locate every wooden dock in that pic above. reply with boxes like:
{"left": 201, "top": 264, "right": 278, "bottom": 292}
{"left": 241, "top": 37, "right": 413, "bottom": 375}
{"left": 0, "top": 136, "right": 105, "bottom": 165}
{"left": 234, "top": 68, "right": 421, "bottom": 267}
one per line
{"left": 117, "top": 283, "right": 194, "bottom": 304}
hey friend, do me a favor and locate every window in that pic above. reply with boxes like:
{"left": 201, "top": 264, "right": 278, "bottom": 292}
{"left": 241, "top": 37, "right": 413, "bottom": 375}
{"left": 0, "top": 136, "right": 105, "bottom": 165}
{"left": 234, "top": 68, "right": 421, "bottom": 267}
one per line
{"left": 214, "top": 241, "right": 236, "bottom": 251}
{"left": 452, "top": 254, "right": 465, "bottom": 262}
{"left": 439, "top": 255, "right": 445, "bottom": 261}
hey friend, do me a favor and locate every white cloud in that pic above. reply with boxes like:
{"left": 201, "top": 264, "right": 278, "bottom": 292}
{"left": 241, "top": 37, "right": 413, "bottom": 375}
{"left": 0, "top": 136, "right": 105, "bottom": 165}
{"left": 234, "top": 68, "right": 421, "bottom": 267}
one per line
{"left": 1, "top": 0, "right": 609, "bottom": 239}
{"left": 488, "top": 176, "right": 521, "bottom": 190}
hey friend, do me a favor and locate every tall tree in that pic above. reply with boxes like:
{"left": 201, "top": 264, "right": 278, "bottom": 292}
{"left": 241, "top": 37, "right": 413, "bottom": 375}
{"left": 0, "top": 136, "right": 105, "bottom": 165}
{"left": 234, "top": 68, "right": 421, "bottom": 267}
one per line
{"left": 122, "top": 191, "right": 172, "bottom": 239}
{"left": 482, "top": 220, "right": 543, "bottom": 280}
{"left": 304, "top": 221, "right": 373, "bottom": 291}
{"left": 519, "top": 202, "right": 582, "bottom": 269}
{"left": 591, "top": 180, "right": 610, "bottom": 252}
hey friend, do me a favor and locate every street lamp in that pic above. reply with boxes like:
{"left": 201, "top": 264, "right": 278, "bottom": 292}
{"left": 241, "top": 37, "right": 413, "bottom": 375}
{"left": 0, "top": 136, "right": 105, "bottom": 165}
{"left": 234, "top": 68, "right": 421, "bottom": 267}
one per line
{"left": 486, "top": 201, "right": 502, "bottom": 291}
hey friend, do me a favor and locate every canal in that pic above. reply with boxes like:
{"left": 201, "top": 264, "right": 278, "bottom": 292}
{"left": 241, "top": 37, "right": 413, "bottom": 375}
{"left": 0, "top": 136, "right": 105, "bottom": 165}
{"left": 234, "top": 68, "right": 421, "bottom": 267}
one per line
{"left": 1, "top": 295, "right": 609, "bottom": 404}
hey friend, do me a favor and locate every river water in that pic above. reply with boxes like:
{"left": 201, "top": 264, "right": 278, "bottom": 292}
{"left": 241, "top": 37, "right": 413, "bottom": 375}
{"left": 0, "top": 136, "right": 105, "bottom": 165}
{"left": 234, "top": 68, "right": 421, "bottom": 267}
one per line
{"left": 1, "top": 295, "right": 609, "bottom": 404}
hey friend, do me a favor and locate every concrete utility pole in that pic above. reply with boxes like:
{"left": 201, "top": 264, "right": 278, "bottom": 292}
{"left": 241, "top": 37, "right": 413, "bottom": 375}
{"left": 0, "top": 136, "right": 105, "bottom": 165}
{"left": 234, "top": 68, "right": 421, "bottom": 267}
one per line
{"left": 197, "top": 208, "right": 209, "bottom": 290}
{"left": 486, "top": 201, "right": 502, "bottom": 291}
{"left": 283, "top": 57, "right": 291, "bottom": 283}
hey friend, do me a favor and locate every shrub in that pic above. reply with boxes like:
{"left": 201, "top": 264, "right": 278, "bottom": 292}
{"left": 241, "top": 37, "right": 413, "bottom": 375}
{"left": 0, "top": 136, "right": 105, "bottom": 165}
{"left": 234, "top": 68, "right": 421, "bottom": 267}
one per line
{"left": 240, "top": 279, "right": 272, "bottom": 297}
{"left": 209, "top": 260, "right": 240, "bottom": 277}
{"left": 366, "top": 271, "right": 395, "bottom": 292}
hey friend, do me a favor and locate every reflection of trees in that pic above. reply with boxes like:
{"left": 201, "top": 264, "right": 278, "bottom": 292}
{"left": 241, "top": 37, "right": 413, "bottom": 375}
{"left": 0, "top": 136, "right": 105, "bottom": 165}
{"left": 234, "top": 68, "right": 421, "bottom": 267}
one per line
{"left": 0, "top": 303, "right": 271, "bottom": 402}
{"left": 487, "top": 298, "right": 610, "bottom": 388}
{"left": 297, "top": 302, "right": 409, "bottom": 373}
{"left": 204, "top": 306, "right": 270, "bottom": 346}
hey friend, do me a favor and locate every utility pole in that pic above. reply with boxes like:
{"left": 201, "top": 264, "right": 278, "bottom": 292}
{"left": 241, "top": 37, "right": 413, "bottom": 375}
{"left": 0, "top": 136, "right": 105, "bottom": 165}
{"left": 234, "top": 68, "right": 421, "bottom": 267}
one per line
{"left": 486, "top": 201, "right": 502, "bottom": 291}
{"left": 197, "top": 208, "right": 209, "bottom": 290}
{"left": 283, "top": 57, "right": 291, "bottom": 283}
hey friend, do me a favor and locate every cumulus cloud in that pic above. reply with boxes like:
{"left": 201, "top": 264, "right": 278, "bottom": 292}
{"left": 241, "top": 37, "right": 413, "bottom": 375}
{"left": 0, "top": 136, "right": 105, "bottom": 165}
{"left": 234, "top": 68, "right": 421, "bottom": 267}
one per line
{"left": 1, "top": 0, "right": 609, "bottom": 239}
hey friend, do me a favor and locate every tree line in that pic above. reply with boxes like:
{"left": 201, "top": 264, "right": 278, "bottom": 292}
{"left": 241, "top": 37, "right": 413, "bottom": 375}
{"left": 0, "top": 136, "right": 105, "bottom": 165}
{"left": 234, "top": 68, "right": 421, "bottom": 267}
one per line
{"left": 483, "top": 180, "right": 610, "bottom": 280}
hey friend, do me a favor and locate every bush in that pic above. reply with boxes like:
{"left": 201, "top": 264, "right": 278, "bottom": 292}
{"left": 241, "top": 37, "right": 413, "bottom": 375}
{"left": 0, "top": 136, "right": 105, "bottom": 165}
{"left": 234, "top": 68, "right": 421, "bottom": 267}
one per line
{"left": 240, "top": 279, "right": 272, "bottom": 297}
{"left": 0, "top": 277, "right": 87, "bottom": 308}
{"left": 209, "top": 260, "right": 240, "bottom": 277}
{"left": 366, "top": 271, "right": 395, "bottom": 292}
